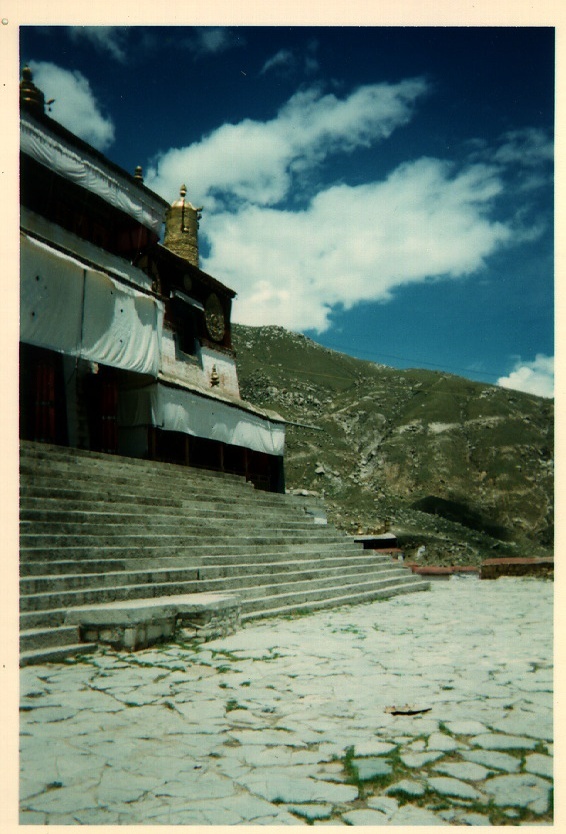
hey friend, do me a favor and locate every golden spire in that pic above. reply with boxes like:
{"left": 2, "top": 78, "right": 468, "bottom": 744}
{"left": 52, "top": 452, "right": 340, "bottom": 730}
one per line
{"left": 163, "top": 184, "right": 203, "bottom": 268}
{"left": 20, "top": 66, "right": 45, "bottom": 115}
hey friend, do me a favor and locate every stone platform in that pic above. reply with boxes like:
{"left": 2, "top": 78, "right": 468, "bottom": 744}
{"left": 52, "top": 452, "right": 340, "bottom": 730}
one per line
{"left": 65, "top": 593, "right": 241, "bottom": 649}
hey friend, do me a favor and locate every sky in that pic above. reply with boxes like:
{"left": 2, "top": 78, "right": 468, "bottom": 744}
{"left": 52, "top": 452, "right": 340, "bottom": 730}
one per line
{"left": 19, "top": 25, "right": 555, "bottom": 397}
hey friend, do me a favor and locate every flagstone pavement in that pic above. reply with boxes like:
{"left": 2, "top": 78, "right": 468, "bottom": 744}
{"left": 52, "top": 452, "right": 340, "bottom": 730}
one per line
{"left": 20, "top": 576, "right": 553, "bottom": 825}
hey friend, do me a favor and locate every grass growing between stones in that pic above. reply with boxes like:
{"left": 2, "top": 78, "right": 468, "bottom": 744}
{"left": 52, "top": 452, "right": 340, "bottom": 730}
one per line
{"left": 335, "top": 739, "right": 553, "bottom": 826}
{"left": 225, "top": 698, "right": 247, "bottom": 713}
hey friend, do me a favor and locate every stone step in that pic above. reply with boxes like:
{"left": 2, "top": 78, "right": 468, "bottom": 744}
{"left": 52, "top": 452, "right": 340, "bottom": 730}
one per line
{"left": 21, "top": 579, "right": 204, "bottom": 613}
{"left": 21, "top": 607, "right": 80, "bottom": 631}
{"left": 19, "top": 515, "right": 319, "bottom": 535}
{"left": 21, "top": 559, "right": 400, "bottom": 596}
{"left": 19, "top": 492, "right": 311, "bottom": 519}
{"left": 20, "top": 528, "right": 350, "bottom": 550}
{"left": 20, "top": 498, "right": 316, "bottom": 527}
{"left": 19, "top": 642, "right": 99, "bottom": 668}
{"left": 21, "top": 566, "right": 200, "bottom": 594}
{"left": 21, "top": 564, "right": 414, "bottom": 615}
{"left": 238, "top": 573, "right": 426, "bottom": 613}
{"left": 20, "top": 541, "right": 363, "bottom": 564}
{"left": 20, "top": 552, "right": 394, "bottom": 577}
{"left": 19, "top": 567, "right": 427, "bottom": 633}
{"left": 19, "top": 624, "right": 81, "bottom": 653}
{"left": 19, "top": 441, "right": 429, "bottom": 663}
{"left": 197, "top": 566, "right": 413, "bottom": 597}
{"left": 242, "top": 579, "right": 430, "bottom": 621}
{"left": 20, "top": 440, "right": 249, "bottom": 484}
{"left": 19, "top": 481, "right": 300, "bottom": 513}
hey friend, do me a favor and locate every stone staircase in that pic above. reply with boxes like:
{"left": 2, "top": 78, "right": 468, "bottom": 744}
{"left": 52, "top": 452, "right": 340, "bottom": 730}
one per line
{"left": 20, "top": 440, "right": 429, "bottom": 665}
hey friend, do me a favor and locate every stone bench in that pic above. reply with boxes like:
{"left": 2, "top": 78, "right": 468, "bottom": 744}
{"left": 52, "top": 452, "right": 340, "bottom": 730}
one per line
{"left": 64, "top": 593, "right": 241, "bottom": 650}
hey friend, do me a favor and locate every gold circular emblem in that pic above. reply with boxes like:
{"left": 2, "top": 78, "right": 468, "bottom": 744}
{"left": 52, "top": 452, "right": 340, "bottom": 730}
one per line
{"left": 204, "top": 293, "right": 226, "bottom": 341}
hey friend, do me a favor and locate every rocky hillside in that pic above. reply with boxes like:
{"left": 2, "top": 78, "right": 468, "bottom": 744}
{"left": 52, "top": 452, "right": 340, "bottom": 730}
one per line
{"left": 232, "top": 324, "right": 554, "bottom": 566}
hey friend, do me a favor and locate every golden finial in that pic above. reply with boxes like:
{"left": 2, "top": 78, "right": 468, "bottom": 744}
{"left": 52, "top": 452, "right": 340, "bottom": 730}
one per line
{"left": 20, "top": 65, "right": 45, "bottom": 114}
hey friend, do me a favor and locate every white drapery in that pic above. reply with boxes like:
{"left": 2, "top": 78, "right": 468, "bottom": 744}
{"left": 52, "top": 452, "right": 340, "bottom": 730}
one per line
{"left": 21, "top": 115, "right": 166, "bottom": 234}
{"left": 119, "top": 382, "right": 286, "bottom": 456}
{"left": 20, "top": 233, "right": 164, "bottom": 376}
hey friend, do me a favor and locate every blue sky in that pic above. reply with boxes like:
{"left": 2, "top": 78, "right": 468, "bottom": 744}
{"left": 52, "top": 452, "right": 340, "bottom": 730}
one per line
{"left": 19, "top": 25, "right": 555, "bottom": 397}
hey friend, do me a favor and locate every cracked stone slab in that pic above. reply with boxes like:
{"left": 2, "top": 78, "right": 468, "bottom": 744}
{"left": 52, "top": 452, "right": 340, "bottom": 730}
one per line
{"left": 525, "top": 753, "right": 553, "bottom": 779}
{"left": 471, "top": 732, "right": 538, "bottom": 750}
{"left": 366, "top": 795, "right": 399, "bottom": 815}
{"left": 427, "top": 731, "right": 460, "bottom": 751}
{"left": 342, "top": 809, "right": 389, "bottom": 825}
{"left": 400, "top": 750, "right": 444, "bottom": 768}
{"left": 24, "top": 785, "right": 100, "bottom": 815}
{"left": 352, "top": 739, "right": 396, "bottom": 756}
{"left": 384, "top": 779, "right": 426, "bottom": 798}
{"left": 389, "top": 804, "right": 450, "bottom": 825}
{"left": 483, "top": 773, "right": 552, "bottom": 813}
{"left": 351, "top": 757, "right": 393, "bottom": 780}
{"left": 235, "top": 771, "right": 359, "bottom": 804}
{"left": 287, "top": 803, "right": 333, "bottom": 821}
{"left": 445, "top": 720, "right": 489, "bottom": 736}
{"left": 433, "top": 760, "right": 491, "bottom": 781}
{"left": 426, "top": 776, "right": 485, "bottom": 801}
{"left": 461, "top": 748, "right": 522, "bottom": 773}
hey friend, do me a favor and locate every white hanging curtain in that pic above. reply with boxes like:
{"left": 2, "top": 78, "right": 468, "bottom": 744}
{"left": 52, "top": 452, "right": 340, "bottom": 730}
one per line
{"left": 20, "top": 233, "right": 164, "bottom": 376}
{"left": 119, "top": 382, "right": 286, "bottom": 456}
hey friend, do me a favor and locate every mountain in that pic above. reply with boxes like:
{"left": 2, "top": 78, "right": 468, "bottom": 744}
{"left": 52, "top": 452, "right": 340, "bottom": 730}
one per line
{"left": 232, "top": 324, "right": 554, "bottom": 566}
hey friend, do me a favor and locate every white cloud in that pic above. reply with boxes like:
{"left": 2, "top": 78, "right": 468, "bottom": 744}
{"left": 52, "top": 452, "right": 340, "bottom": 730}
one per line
{"left": 498, "top": 355, "right": 554, "bottom": 398}
{"left": 29, "top": 61, "right": 115, "bottom": 151}
{"left": 145, "top": 79, "right": 429, "bottom": 207}
{"left": 203, "top": 157, "right": 512, "bottom": 332}
{"left": 182, "top": 27, "right": 242, "bottom": 58}
{"left": 145, "top": 78, "right": 545, "bottom": 335}
{"left": 493, "top": 128, "right": 554, "bottom": 168}
{"left": 68, "top": 27, "right": 128, "bottom": 63}
{"left": 259, "top": 49, "right": 295, "bottom": 76}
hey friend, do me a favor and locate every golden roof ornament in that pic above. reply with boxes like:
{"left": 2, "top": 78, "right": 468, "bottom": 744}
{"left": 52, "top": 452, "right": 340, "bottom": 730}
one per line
{"left": 163, "top": 183, "right": 203, "bottom": 268}
{"left": 20, "top": 65, "right": 45, "bottom": 115}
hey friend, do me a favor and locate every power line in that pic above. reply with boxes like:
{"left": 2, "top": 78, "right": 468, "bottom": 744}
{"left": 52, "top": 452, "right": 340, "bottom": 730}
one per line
{"left": 310, "top": 337, "right": 505, "bottom": 381}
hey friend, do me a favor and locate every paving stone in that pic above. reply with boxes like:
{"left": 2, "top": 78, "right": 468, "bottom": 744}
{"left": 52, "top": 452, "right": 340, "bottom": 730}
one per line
{"left": 389, "top": 804, "right": 450, "bottom": 825}
{"left": 427, "top": 731, "right": 460, "bottom": 751}
{"left": 19, "top": 810, "right": 47, "bottom": 824}
{"left": 19, "top": 578, "right": 553, "bottom": 826}
{"left": 342, "top": 809, "right": 389, "bottom": 825}
{"left": 238, "top": 747, "right": 325, "bottom": 767}
{"left": 153, "top": 772, "right": 237, "bottom": 802}
{"left": 366, "top": 795, "right": 399, "bottom": 815}
{"left": 384, "top": 779, "right": 425, "bottom": 798}
{"left": 458, "top": 811, "right": 492, "bottom": 825}
{"left": 407, "top": 738, "right": 426, "bottom": 751}
{"left": 433, "top": 760, "right": 491, "bottom": 781}
{"left": 351, "top": 757, "right": 392, "bottom": 780}
{"left": 353, "top": 739, "right": 396, "bottom": 756}
{"left": 22, "top": 705, "right": 78, "bottom": 723}
{"left": 287, "top": 803, "right": 333, "bottom": 820}
{"left": 483, "top": 773, "right": 552, "bottom": 813}
{"left": 495, "top": 715, "right": 553, "bottom": 742}
{"left": 235, "top": 771, "right": 359, "bottom": 804}
{"left": 25, "top": 785, "right": 100, "bottom": 814}
{"left": 471, "top": 732, "right": 538, "bottom": 750}
{"left": 445, "top": 720, "right": 489, "bottom": 736}
{"left": 426, "top": 776, "right": 485, "bottom": 800}
{"left": 461, "top": 748, "right": 522, "bottom": 773}
{"left": 400, "top": 750, "right": 444, "bottom": 768}
{"left": 525, "top": 753, "right": 553, "bottom": 779}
